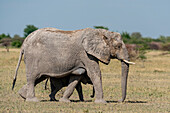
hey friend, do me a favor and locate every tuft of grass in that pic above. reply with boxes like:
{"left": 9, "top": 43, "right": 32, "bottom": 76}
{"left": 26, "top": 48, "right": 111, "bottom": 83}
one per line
{"left": 0, "top": 48, "right": 170, "bottom": 112}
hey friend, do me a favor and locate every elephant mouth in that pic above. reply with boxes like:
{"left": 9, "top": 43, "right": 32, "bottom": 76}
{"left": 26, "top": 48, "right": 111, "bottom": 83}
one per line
{"left": 111, "top": 56, "right": 135, "bottom": 65}
{"left": 122, "top": 59, "right": 135, "bottom": 65}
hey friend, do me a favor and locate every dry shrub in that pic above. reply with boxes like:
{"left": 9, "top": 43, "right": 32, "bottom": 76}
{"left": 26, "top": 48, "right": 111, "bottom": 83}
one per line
{"left": 0, "top": 38, "right": 12, "bottom": 52}
{"left": 149, "top": 42, "right": 162, "bottom": 50}
{"left": 161, "top": 43, "right": 170, "bottom": 51}
{"left": 126, "top": 44, "right": 138, "bottom": 61}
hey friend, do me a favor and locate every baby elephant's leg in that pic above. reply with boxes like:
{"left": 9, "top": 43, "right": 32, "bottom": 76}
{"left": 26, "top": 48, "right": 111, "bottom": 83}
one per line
{"left": 59, "top": 75, "right": 81, "bottom": 102}
{"left": 75, "top": 82, "right": 84, "bottom": 101}
{"left": 49, "top": 78, "right": 63, "bottom": 101}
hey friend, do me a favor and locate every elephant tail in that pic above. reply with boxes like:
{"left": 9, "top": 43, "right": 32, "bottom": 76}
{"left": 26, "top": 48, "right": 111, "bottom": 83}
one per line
{"left": 12, "top": 49, "right": 24, "bottom": 90}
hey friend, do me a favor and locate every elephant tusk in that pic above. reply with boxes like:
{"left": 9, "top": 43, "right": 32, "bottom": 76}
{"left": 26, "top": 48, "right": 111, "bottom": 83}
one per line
{"left": 123, "top": 60, "right": 135, "bottom": 65}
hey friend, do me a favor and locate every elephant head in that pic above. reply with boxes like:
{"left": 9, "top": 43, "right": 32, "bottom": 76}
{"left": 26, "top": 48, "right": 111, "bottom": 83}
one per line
{"left": 82, "top": 28, "right": 135, "bottom": 102}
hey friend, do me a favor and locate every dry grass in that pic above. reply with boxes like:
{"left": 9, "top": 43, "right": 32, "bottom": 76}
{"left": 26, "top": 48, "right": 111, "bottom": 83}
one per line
{"left": 0, "top": 48, "right": 170, "bottom": 112}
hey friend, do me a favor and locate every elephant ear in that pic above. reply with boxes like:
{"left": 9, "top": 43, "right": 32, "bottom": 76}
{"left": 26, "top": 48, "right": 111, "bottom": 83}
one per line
{"left": 82, "top": 29, "right": 110, "bottom": 64}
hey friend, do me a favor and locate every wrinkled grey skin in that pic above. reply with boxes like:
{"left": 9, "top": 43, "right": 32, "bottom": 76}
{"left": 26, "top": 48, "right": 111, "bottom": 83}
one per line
{"left": 12, "top": 28, "right": 130, "bottom": 103}
{"left": 48, "top": 72, "right": 94, "bottom": 101}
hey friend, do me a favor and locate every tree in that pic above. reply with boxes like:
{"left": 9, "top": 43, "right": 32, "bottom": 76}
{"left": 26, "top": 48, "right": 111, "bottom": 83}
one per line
{"left": 13, "top": 34, "right": 21, "bottom": 39}
{"left": 11, "top": 34, "right": 24, "bottom": 48}
{"left": 131, "top": 32, "right": 142, "bottom": 39}
{"left": 0, "top": 38, "right": 12, "bottom": 52}
{"left": 24, "top": 25, "right": 38, "bottom": 38}
{"left": 0, "top": 33, "right": 11, "bottom": 40}
{"left": 94, "top": 26, "right": 109, "bottom": 30}
{"left": 0, "top": 33, "right": 6, "bottom": 40}
{"left": 11, "top": 40, "right": 22, "bottom": 48}
{"left": 121, "top": 32, "right": 131, "bottom": 44}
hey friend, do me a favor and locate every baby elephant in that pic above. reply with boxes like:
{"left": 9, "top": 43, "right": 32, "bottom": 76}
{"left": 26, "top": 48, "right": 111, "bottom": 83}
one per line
{"left": 48, "top": 73, "right": 95, "bottom": 102}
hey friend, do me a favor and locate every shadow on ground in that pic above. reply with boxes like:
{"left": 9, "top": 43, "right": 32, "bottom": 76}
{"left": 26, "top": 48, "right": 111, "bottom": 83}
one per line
{"left": 40, "top": 99, "right": 93, "bottom": 102}
{"left": 40, "top": 100, "right": 57, "bottom": 102}
{"left": 41, "top": 99, "right": 147, "bottom": 103}
{"left": 71, "top": 100, "right": 93, "bottom": 102}
{"left": 107, "top": 100, "right": 147, "bottom": 103}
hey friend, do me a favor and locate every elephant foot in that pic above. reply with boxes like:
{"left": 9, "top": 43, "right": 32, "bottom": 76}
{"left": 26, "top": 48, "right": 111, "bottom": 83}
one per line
{"left": 49, "top": 94, "right": 57, "bottom": 101}
{"left": 18, "top": 91, "right": 26, "bottom": 99}
{"left": 18, "top": 86, "right": 27, "bottom": 99}
{"left": 90, "top": 95, "right": 94, "bottom": 98}
{"left": 50, "top": 98, "right": 57, "bottom": 101}
{"left": 50, "top": 97, "right": 57, "bottom": 101}
{"left": 59, "top": 98, "right": 70, "bottom": 102}
{"left": 80, "top": 99, "right": 84, "bottom": 102}
{"left": 94, "top": 99, "right": 107, "bottom": 104}
{"left": 26, "top": 97, "right": 39, "bottom": 102}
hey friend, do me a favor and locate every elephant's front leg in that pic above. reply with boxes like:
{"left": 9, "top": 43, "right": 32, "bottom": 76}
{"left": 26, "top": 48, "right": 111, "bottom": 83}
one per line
{"left": 59, "top": 76, "right": 81, "bottom": 102}
{"left": 87, "top": 68, "right": 106, "bottom": 103}
{"left": 83, "top": 58, "right": 106, "bottom": 103}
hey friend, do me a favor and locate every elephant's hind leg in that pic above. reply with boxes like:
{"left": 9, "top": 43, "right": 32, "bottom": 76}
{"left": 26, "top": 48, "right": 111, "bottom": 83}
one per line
{"left": 25, "top": 74, "right": 39, "bottom": 102}
{"left": 18, "top": 84, "right": 27, "bottom": 99}
{"left": 18, "top": 76, "right": 46, "bottom": 101}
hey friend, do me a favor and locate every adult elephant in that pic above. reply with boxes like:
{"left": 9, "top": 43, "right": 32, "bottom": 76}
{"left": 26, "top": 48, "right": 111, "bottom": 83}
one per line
{"left": 12, "top": 28, "right": 134, "bottom": 103}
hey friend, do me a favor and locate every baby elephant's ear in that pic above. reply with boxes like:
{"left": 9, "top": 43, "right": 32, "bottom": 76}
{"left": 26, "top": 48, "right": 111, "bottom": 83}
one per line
{"left": 82, "top": 30, "right": 110, "bottom": 64}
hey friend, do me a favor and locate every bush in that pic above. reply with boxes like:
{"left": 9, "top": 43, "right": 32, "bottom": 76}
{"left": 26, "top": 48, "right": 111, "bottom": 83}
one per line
{"left": 11, "top": 40, "right": 22, "bottom": 48}
{"left": 0, "top": 38, "right": 12, "bottom": 52}
{"left": 137, "top": 46, "right": 147, "bottom": 60}
{"left": 161, "top": 43, "right": 170, "bottom": 51}
{"left": 149, "top": 42, "right": 162, "bottom": 50}
{"left": 126, "top": 44, "right": 138, "bottom": 61}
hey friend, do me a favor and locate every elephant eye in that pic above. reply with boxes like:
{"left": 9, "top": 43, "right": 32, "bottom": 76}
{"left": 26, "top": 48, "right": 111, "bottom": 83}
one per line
{"left": 113, "top": 42, "right": 122, "bottom": 49}
{"left": 118, "top": 45, "right": 121, "bottom": 49}
{"left": 117, "top": 43, "right": 122, "bottom": 49}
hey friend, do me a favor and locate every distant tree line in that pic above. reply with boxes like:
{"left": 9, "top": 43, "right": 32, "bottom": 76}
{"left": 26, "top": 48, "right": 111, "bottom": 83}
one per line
{"left": 0, "top": 25, "right": 170, "bottom": 52}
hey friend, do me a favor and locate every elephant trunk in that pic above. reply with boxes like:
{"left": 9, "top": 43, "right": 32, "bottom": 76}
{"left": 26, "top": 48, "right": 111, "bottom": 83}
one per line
{"left": 119, "top": 61, "right": 129, "bottom": 102}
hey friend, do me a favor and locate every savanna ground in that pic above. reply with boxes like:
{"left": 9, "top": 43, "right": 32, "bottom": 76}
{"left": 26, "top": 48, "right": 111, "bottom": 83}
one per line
{"left": 0, "top": 48, "right": 169, "bottom": 113}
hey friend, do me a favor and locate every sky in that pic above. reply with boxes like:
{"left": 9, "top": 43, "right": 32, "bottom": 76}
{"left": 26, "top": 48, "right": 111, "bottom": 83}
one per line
{"left": 0, "top": 0, "right": 170, "bottom": 38}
